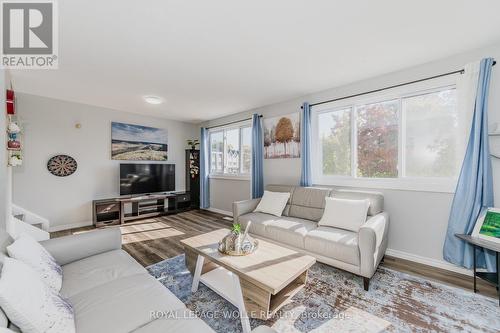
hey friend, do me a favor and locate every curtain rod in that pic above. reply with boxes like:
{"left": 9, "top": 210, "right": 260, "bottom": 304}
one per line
{"left": 206, "top": 115, "right": 262, "bottom": 129}
{"left": 303, "top": 60, "right": 497, "bottom": 109}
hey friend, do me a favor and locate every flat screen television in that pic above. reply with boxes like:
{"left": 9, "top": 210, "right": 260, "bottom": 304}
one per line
{"left": 120, "top": 163, "right": 175, "bottom": 196}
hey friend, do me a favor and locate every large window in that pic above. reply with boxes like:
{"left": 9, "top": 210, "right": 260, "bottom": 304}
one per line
{"left": 403, "top": 89, "right": 459, "bottom": 178}
{"left": 356, "top": 100, "right": 399, "bottom": 178}
{"left": 318, "top": 107, "right": 351, "bottom": 176}
{"left": 312, "top": 78, "right": 464, "bottom": 192}
{"left": 209, "top": 124, "right": 252, "bottom": 177}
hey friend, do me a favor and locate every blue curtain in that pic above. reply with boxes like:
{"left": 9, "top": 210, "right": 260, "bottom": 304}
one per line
{"left": 443, "top": 58, "right": 496, "bottom": 271}
{"left": 252, "top": 114, "right": 264, "bottom": 198}
{"left": 200, "top": 127, "right": 210, "bottom": 209}
{"left": 300, "top": 102, "right": 312, "bottom": 187}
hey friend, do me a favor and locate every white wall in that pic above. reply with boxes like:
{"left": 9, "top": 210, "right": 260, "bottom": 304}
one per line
{"left": 202, "top": 43, "right": 500, "bottom": 272}
{"left": 0, "top": 69, "right": 7, "bottom": 230}
{"left": 209, "top": 178, "right": 251, "bottom": 213}
{"left": 13, "top": 93, "right": 199, "bottom": 230}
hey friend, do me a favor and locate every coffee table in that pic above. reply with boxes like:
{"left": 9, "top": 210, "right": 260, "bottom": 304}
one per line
{"left": 181, "top": 229, "right": 316, "bottom": 333}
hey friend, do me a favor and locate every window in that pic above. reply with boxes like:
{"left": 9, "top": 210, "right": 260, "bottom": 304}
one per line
{"left": 224, "top": 128, "right": 240, "bottom": 174}
{"left": 403, "top": 89, "right": 459, "bottom": 178}
{"left": 209, "top": 124, "right": 252, "bottom": 177}
{"left": 356, "top": 100, "right": 399, "bottom": 178}
{"left": 241, "top": 127, "right": 252, "bottom": 174}
{"left": 312, "top": 77, "right": 464, "bottom": 192}
{"left": 318, "top": 108, "right": 351, "bottom": 176}
{"left": 210, "top": 131, "right": 224, "bottom": 174}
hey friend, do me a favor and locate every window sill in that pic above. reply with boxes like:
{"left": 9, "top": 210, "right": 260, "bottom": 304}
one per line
{"left": 209, "top": 174, "right": 251, "bottom": 181}
{"left": 313, "top": 176, "right": 457, "bottom": 194}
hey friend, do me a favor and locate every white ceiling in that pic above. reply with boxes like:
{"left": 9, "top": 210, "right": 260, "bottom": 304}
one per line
{"left": 9, "top": 0, "right": 500, "bottom": 123}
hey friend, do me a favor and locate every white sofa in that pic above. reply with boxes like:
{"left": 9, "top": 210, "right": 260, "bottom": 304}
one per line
{"left": 0, "top": 228, "right": 275, "bottom": 333}
{"left": 233, "top": 185, "right": 389, "bottom": 290}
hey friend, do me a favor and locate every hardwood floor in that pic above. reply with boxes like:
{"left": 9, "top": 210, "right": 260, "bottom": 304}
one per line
{"left": 51, "top": 209, "right": 233, "bottom": 267}
{"left": 383, "top": 254, "right": 498, "bottom": 298}
{"left": 52, "top": 209, "right": 498, "bottom": 299}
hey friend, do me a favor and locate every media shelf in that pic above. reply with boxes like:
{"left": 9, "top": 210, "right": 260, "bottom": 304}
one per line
{"left": 92, "top": 192, "right": 193, "bottom": 227}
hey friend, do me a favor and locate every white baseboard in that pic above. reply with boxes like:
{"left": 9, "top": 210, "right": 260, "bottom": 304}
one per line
{"left": 385, "top": 248, "right": 473, "bottom": 276}
{"left": 49, "top": 221, "right": 93, "bottom": 232}
{"left": 206, "top": 207, "right": 233, "bottom": 217}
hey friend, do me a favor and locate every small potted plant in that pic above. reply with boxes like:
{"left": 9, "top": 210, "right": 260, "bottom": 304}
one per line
{"left": 187, "top": 139, "right": 199, "bottom": 150}
{"left": 231, "top": 222, "right": 242, "bottom": 235}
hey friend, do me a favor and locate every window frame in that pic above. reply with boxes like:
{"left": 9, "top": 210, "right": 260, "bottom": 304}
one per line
{"left": 311, "top": 75, "right": 465, "bottom": 193}
{"left": 208, "top": 121, "right": 252, "bottom": 180}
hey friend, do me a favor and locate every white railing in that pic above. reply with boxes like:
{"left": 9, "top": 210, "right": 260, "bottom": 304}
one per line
{"left": 8, "top": 204, "right": 50, "bottom": 241}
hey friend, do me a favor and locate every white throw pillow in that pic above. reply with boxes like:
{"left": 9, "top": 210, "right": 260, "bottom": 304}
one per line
{"left": 7, "top": 234, "right": 62, "bottom": 292}
{"left": 318, "top": 197, "right": 370, "bottom": 232}
{"left": 0, "top": 258, "right": 75, "bottom": 333}
{"left": 254, "top": 190, "right": 290, "bottom": 217}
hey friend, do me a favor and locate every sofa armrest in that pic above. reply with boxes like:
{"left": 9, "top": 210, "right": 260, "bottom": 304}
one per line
{"left": 40, "top": 227, "right": 122, "bottom": 266}
{"left": 232, "top": 198, "right": 261, "bottom": 223}
{"left": 358, "top": 212, "right": 389, "bottom": 278}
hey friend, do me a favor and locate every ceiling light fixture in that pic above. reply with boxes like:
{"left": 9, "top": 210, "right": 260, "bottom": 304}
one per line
{"left": 143, "top": 96, "right": 163, "bottom": 105}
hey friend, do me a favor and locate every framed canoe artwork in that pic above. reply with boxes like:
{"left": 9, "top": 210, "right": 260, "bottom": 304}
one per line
{"left": 472, "top": 207, "right": 500, "bottom": 244}
{"left": 111, "top": 122, "right": 168, "bottom": 161}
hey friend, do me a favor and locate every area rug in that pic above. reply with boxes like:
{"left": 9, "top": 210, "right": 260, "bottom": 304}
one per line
{"left": 147, "top": 255, "right": 500, "bottom": 333}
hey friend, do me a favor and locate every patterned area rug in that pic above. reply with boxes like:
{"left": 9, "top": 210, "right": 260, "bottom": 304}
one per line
{"left": 147, "top": 255, "right": 500, "bottom": 333}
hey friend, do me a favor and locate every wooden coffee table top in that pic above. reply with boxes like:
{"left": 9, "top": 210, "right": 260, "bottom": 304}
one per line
{"left": 181, "top": 228, "right": 316, "bottom": 294}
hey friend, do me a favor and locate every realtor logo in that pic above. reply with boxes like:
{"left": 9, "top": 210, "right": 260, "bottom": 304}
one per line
{"left": 1, "top": 0, "right": 58, "bottom": 69}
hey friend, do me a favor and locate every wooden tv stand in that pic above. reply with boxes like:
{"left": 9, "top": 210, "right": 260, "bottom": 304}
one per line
{"left": 92, "top": 192, "right": 192, "bottom": 227}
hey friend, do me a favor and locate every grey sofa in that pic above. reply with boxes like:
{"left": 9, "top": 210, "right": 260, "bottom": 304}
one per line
{"left": 233, "top": 185, "right": 389, "bottom": 290}
{"left": 0, "top": 228, "right": 214, "bottom": 332}
{"left": 0, "top": 228, "right": 275, "bottom": 333}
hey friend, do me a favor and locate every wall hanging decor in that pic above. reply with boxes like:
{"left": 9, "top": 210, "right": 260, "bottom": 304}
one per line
{"left": 185, "top": 148, "right": 200, "bottom": 208}
{"left": 47, "top": 155, "right": 78, "bottom": 177}
{"left": 5, "top": 87, "right": 23, "bottom": 166}
{"left": 6, "top": 89, "right": 15, "bottom": 115}
{"left": 111, "top": 122, "right": 168, "bottom": 161}
{"left": 263, "top": 113, "right": 301, "bottom": 159}
{"left": 9, "top": 154, "right": 22, "bottom": 166}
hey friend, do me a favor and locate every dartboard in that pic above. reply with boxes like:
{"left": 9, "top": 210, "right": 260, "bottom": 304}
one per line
{"left": 47, "top": 155, "right": 78, "bottom": 177}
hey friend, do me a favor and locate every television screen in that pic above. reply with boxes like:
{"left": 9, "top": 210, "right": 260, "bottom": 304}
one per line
{"left": 120, "top": 163, "right": 175, "bottom": 196}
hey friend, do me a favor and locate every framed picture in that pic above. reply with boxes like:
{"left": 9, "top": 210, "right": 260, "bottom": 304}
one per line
{"left": 111, "top": 122, "right": 168, "bottom": 161}
{"left": 472, "top": 207, "right": 500, "bottom": 244}
{"left": 263, "top": 113, "right": 300, "bottom": 159}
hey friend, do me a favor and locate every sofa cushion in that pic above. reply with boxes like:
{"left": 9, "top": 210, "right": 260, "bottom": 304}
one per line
{"left": 0, "top": 258, "right": 75, "bottom": 333}
{"left": 69, "top": 273, "right": 185, "bottom": 333}
{"left": 266, "top": 217, "right": 317, "bottom": 249}
{"left": 265, "top": 185, "right": 295, "bottom": 216}
{"left": 304, "top": 227, "right": 359, "bottom": 265}
{"left": 0, "top": 232, "right": 13, "bottom": 329}
{"left": 132, "top": 309, "right": 214, "bottom": 332}
{"left": 254, "top": 190, "right": 290, "bottom": 217}
{"left": 7, "top": 234, "right": 63, "bottom": 292}
{"left": 238, "top": 212, "right": 274, "bottom": 236}
{"left": 0, "top": 308, "right": 8, "bottom": 328}
{"left": 60, "top": 249, "right": 146, "bottom": 298}
{"left": 318, "top": 197, "right": 370, "bottom": 232}
{"left": 240, "top": 213, "right": 316, "bottom": 249}
{"left": 331, "top": 189, "right": 383, "bottom": 216}
{"left": 288, "top": 187, "right": 332, "bottom": 222}
{"left": 0, "top": 231, "right": 13, "bottom": 266}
